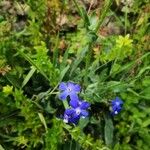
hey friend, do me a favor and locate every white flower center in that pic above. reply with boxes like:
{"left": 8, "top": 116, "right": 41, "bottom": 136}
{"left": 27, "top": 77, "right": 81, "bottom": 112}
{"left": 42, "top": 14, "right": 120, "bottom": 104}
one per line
{"left": 63, "top": 115, "right": 69, "bottom": 123}
{"left": 67, "top": 87, "right": 72, "bottom": 92}
{"left": 75, "top": 107, "right": 81, "bottom": 115}
{"left": 116, "top": 102, "right": 120, "bottom": 106}
{"left": 114, "top": 111, "right": 118, "bottom": 114}
{"left": 63, "top": 118, "right": 68, "bottom": 123}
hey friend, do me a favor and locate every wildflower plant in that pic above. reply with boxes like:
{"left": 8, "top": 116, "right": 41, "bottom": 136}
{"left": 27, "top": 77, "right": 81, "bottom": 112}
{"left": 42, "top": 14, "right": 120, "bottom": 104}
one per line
{"left": 0, "top": 0, "right": 149, "bottom": 149}
{"left": 58, "top": 82, "right": 124, "bottom": 125}
{"left": 58, "top": 82, "right": 90, "bottom": 124}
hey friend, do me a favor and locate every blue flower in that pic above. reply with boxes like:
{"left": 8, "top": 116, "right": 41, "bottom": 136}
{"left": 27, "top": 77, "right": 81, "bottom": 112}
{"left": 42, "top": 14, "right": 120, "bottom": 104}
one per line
{"left": 111, "top": 97, "right": 123, "bottom": 115}
{"left": 69, "top": 99, "right": 90, "bottom": 118}
{"left": 63, "top": 108, "right": 80, "bottom": 124}
{"left": 59, "top": 82, "right": 81, "bottom": 101}
{"left": 62, "top": 99, "right": 90, "bottom": 124}
{"left": 59, "top": 82, "right": 90, "bottom": 124}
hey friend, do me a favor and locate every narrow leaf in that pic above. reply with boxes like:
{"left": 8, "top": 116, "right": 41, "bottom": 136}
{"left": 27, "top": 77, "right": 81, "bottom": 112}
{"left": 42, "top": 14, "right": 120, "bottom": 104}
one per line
{"left": 60, "top": 47, "right": 70, "bottom": 70}
{"left": 60, "top": 65, "right": 70, "bottom": 81}
{"left": 18, "top": 50, "right": 50, "bottom": 82}
{"left": 0, "top": 144, "right": 5, "bottom": 150}
{"left": 22, "top": 66, "right": 36, "bottom": 88}
{"left": 38, "top": 113, "right": 48, "bottom": 133}
{"left": 53, "top": 33, "right": 59, "bottom": 67}
{"left": 70, "top": 45, "right": 89, "bottom": 76}
{"left": 104, "top": 114, "right": 114, "bottom": 146}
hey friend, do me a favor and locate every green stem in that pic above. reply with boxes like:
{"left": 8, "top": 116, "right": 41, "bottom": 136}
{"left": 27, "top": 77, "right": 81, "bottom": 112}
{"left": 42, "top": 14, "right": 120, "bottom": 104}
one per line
{"left": 63, "top": 100, "right": 69, "bottom": 109}
{"left": 72, "top": 0, "right": 83, "bottom": 17}
{"left": 84, "top": 43, "right": 92, "bottom": 85}
{"left": 84, "top": 0, "right": 112, "bottom": 84}
{"left": 49, "top": 92, "right": 59, "bottom": 95}
{"left": 95, "top": 0, "right": 112, "bottom": 33}
{"left": 53, "top": 32, "right": 60, "bottom": 67}
{"left": 125, "top": 6, "right": 128, "bottom": 35}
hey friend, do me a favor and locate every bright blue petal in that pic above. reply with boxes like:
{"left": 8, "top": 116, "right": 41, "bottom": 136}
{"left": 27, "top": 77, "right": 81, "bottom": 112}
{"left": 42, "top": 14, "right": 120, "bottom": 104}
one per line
{"left": 112, "top": 97, "right": 123, "bottom": 106}
{"left": 64, "top": 109, "right": 80, "bottom": 124}
{"left": 69, "top": 92, "right": 79, "bottom": 101}
{"left": 65, "top": 108, "right": 75, "bottom": 115}
{"left": 59, "top": 91, "right": 68, "bottom": 100}
{"left": 112, "top": 106, "right": 122, "bottom": 113}
{"left": 70, "top": 99, "right": 79, "bottom": 108}
{"left": 111, "top": 100, "right": 116, "bottom": 105}
{"left": 112, "top": 104, "right": 122, "bottom": 109}
{"left": 59, "top": 82, "right": 67, "bottom": 91}
{"left": 74, "top": 84, "right": 81, "bottom": 92}
{"left": 81, "top": 110, "right": 89, "bottom": 117}
{"left": 69, "top": 114, "right": 80, "bottom": 124}
{"left": 80, "top": 101, "right": 90, "bottom": 109}
{"left": 67, "top": 82, "right": 75, "bottom": 90}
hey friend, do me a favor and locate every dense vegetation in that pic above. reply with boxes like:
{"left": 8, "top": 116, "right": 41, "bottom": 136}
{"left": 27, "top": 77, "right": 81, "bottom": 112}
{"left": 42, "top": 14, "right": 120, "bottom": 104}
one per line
{"left": 0, "top": 0, "right": 150, "bottom": 149}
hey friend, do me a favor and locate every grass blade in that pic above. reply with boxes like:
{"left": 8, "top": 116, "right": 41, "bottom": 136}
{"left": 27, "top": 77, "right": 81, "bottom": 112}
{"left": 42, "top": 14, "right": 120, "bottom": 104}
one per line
{"left": 22, "top": 66, "right": 36, "bottom": 88}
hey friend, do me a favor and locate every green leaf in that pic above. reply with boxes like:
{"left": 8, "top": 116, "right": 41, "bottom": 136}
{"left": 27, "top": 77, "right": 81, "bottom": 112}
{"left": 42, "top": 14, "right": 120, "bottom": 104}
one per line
{"left": 53, "top": 33, "right": 59, "bottom": 67}
{"left": 81, "top": 7, "right": 90, "bottom": 27}
{"left": 79, "top": 117, "right": 89, "bottom": 130}
{"left": 142, "top": 119, "right": 150, "bottom": 128}
{"left": 104, "top": 114, "right": 114, "bottom": 146}
{"left": 142, "top": 76, "right": 150, "bottom": 87}
{"left": 5, "top": 74, "right": 21, "bottom": 88}
{"left": 89, "top": 12, "right": 98, "bottom": 31}
{"left": 22, "top": 66, "right": 36, "bottom": 88}
{"left": 70, "top": 45, "right": 89, "bottom": 76}
{"left": 63, "top": 100, "right": 69, "bottom": 109}
{"left": 136, "top": 66, "right": 150, "bottom": 78}
{"left": 113, "top": 143, "right": 120, "bottom": 150}
{"left": 18, "top": 50, "right": 50, "bottom": 82}
{"left": 95, "top": 0, "right": 112, "bottom": 33}
{"left": 106, "top": 81, "right": 127, "bottom": 93}
{"left": 38, "top": 113, "right": 48, "bottom": 132}
{"left": 60, "top": 47, "right": 70, "bottom": 70}
{"left": 87, "top": 31, "right": 98, "bottom": 43}
{"left": 60, "top": 65, "right": 70, "bottom": 81}
{"left": 140, "top": 87, "right": 150, "bottom": 99}
{"left": 0, "top": 145, "right": 5, "bottom": 150}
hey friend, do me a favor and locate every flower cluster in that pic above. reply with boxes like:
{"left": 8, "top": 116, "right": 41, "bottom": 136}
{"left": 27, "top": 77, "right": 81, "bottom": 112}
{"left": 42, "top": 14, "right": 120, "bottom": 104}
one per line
{"left": 59, "top": 82, "right": 90, "bottom": 124}
{"left": 58, "top": 82, "right": 124, "bottom": 124}
{"left": 111, "top": 97, "right": 123, "bottom": 115}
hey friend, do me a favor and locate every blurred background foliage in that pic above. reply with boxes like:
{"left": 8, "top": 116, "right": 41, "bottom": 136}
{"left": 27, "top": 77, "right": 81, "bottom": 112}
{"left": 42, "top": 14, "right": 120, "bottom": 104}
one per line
{"left": 0, "top": 0, "right": 150, "bottom": 149}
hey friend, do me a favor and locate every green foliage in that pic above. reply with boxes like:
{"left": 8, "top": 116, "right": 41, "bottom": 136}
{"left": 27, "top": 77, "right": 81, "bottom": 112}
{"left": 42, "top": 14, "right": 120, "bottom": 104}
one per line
{"left": 19, "top": 41, "right": 60, "bottom": 86}
{"left": 100, "top": 34, "right": 133, "bottom": 62}
{"left": 0, "top": 0, "right": 149, "bottom": 149}
{"left": 45, "top": 119, "right": 64, "bottom": 150}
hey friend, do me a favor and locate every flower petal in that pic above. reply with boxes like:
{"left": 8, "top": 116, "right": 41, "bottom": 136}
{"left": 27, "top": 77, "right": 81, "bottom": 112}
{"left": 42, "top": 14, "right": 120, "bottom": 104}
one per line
{"left": 59, "top": 82, "right": 67, "bottom": 91}
{"left": 81, "top": 110, "right": 89, "bottom": 117}
{"left": 112, "top": 104, "right": 122, "bottom": 110}
{"left": 65, "top": 108, "right": 75, "bottom": 115}
{"left": 80, "top": 101, "right": 90, "bottom": 109}
{"left": 69, "top": 99, "right": 79, "bottom": 108}
{"left": 67, "top": 82, "right": 75, "bottom": 89}
{"left": 74, "top": 84, "right": 81, "bottom": 92}
{"left": 69, "top": 92, "right": 79, "bottom": 101}
{"left": 69, "top": 114, "right": 80, "bottom": 124}
{"left": 112, "top": 105, "right": 122, "bottom": 112}
{"left": 112, "top": 97, "right": 123, "bottom": 106}
{"left": 59, "top": 91, "right": 68, "bottom": 100}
